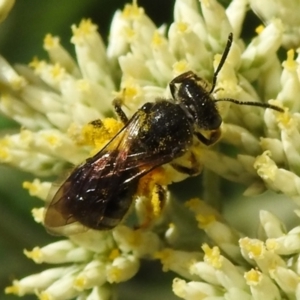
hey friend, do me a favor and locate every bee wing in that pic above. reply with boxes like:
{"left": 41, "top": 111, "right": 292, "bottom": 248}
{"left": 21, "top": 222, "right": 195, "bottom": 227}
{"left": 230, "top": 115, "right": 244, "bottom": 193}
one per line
{"left": 44, "top": 110, "right": 168, "bottom": 233}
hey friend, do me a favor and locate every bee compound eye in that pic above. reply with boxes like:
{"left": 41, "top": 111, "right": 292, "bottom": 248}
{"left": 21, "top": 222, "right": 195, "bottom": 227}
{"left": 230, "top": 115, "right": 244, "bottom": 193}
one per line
{"left": 209, "top": 114, "right": 222, "bottom": 130}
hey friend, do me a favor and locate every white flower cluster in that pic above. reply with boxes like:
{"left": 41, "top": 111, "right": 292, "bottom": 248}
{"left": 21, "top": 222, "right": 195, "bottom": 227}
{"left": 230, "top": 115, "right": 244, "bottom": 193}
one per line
{"left": 160, "top": 199, "right": 300, "bottom": 299}
{"left": 6, "top": 226, "right": 160, "bottom": 299}
{"left": 249, "top": 0, "right": 300, "bottom": 49}
{"left": 1, "top": 0, "right": 300, "bottom": 299}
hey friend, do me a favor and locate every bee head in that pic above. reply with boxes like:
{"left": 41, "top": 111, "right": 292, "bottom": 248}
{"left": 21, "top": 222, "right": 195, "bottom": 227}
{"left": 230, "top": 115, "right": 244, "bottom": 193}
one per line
{"left": 175, "top": 76, "right": 222, "bottom": 132}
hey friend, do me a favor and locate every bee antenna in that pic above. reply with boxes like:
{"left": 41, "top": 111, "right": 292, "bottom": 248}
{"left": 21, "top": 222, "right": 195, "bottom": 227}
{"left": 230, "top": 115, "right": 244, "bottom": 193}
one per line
{"left": 214, "top": 98, "right": 284, "bottom": 112}
{"left": 209, "top": 32, "right": 233, "bottom": 94}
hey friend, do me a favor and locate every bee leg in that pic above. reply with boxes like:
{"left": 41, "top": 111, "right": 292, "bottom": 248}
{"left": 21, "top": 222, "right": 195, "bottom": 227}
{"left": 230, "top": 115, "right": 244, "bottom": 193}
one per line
{"left": 171, "top": 163, "right": 202, "bottom": 176}
{"left": 112, "top": 98, "right": 129, "bottom": 124}
{"left": 171, "top": 152, "right": 202, "bottom": 176}
{"left": 152, "top": 184, "right": 167, "bottom": 214}
{"left": 136, "top": 184, "right": 167, "bottom": 229}
{"left": 195, "top": 129, "right": 221, "bottom": 146}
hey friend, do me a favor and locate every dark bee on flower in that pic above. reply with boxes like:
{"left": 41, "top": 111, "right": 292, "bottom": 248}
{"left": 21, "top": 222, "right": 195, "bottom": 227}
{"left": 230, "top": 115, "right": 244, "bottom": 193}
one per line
{"left": 44, "top": 33, "right": 283, "bottom": 234}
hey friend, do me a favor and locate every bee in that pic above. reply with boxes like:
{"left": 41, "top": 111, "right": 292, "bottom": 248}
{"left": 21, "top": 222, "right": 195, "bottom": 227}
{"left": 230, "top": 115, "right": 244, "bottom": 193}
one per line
{"left": 44, "top": 33, "right": 283, "bottom": 234}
